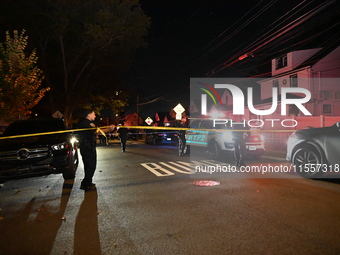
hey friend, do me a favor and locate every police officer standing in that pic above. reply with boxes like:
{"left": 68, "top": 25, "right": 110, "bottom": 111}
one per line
{"left": 177, "top": 130, "right": 187, "bottom": 156}
{"left": 232, "top": 124, "right": 249, "bottom": 167}
{"left": 117, "top": 123, "right": 128, "bottom": 152}
{"left": 77, "top": 110, "right": 98, "bottom": 190}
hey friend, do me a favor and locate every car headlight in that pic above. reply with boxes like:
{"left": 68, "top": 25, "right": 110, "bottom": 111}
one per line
{"left": 70, "top": 137, "right": 78, "bottom": 145}
{"left": 51, "top": 142, "right": 69, "bottom": 151}
{"left": 287, "top": 132, "right": 298, "bottom": 147}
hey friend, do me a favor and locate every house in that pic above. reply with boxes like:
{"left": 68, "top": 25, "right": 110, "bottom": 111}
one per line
{"left": 255, "top": 46, "right": 340, "bottom": 119}
{"left": 121, "top": 113, "right": 143, "bottom": 126}
{"left": 190, "top": 46, "right": 340, "bottom": 127}
{"left": 190, "top": 46, "right": 340, "bottom": 149}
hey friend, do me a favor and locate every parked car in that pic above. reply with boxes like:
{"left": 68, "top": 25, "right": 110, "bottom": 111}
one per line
{"left": 0, "top": 118, "right": 78, "bottom": 180}
{"left": 145, "top": 129, "right": 178, "bottom": 145}
{"left": 286, "top": 121, "right": 340, "bottom": 178}
{"left": 184, "top": 118, "right": 265, "bottom": 160}
{"left": 127, "top": 129, "right": 138, "bottom": 140}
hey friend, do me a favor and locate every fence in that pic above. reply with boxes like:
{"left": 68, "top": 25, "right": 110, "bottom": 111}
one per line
{"left": 261, "top": 115, "right": 340, "bottom": 150}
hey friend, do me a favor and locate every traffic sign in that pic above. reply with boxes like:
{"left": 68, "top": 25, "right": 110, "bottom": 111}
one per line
{"left": 52, "top": 110, "right": 63, "bottom": 118}
{"left": 145, "top": 117, "right": 153, "bottom": 125}
{"left": 173, "top": 103, "right": 185, "bottom": 114}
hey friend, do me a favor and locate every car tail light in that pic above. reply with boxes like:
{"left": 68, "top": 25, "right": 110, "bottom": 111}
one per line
{"left": 248, "top": 135, "right": 264, "bottom": 143}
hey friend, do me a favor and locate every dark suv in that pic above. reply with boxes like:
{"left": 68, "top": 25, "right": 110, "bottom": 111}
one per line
{"left": 0, "top": 118, "right": 78, "bottom": 180}
{"left": 145, "top": 129, "right": 178, "bottom": 145}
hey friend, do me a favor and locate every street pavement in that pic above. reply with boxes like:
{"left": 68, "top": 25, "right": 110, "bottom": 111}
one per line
{"left": 0, "top": 140, "right": 339, "bottom": 254}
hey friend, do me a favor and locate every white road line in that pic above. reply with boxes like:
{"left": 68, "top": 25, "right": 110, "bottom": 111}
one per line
{"left": 199, "top": 160, "right": 220, "bottom": 165}
{"left": 140, "top": 163, "right": 175, "bottom": 177}
{"left": 175, "top": 161, "right": 190, "bottom": 167}
{"left": 141, "top": 160, "right": 221, "bottom": 176}
{"left": 159, "top": 162, "right": 190, "bottom": 174}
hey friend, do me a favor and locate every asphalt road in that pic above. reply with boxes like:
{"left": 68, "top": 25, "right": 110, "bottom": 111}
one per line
{"left": 0, "top": 140, "right": 339, "bottom": 255}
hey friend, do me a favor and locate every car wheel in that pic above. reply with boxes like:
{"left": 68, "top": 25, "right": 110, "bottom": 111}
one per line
{"left": 292, "top": 145, "right": 324, "bottom": 178}
{"left": 208, "top": 141, "right": 221, "bottom": 160}
{"left": 62, "top": 150, "right": 78, "bottom": 180}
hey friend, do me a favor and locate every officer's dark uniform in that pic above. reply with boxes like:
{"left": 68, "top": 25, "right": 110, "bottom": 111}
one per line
{"left": 78, "top": 117, "right": 97, "bottom": 190}
{"left": 232, "top": 125, "right": 248, "bottom": 167}
{"left": 117, "top": 126, "right": 128, "bottom": 152}
{"left": 178, "top": 130, "right": 187, "bottom": 156}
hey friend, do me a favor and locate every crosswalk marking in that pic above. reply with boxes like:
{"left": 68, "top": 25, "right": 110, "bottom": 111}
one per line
{"left": 176, "top": 161, "right": 190, "bottom": 167}
{"left": 159, "top": 162, "right": 191, "bottom": 174}
{"left": 140, "top": 163, "right": 175, "bottom": 177}
{"left": 141, "top": 160, "right": 223, "bottom": 177}
{"left": 141, "top": 160, "right": 293, "bottom": 177}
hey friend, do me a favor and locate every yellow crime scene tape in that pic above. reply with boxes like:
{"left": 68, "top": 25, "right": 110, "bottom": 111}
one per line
{"left": 0, "top": 125, "right": 295, "bottom": 141}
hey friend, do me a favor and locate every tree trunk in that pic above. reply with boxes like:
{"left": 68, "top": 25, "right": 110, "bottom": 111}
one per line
{"left": 63, "top": 95, "right": 75, "bottom": 129}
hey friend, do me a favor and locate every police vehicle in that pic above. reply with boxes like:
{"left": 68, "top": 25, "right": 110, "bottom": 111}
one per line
{"left": 184, "top": 118, "right": 265, "bottom": 160}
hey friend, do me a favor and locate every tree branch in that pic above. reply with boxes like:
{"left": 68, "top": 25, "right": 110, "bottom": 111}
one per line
{"left": 59, "top": 36, "right": 68, "bottom": 92}
{"left": 71, "top": 57, "right": 92, "bottom": 91}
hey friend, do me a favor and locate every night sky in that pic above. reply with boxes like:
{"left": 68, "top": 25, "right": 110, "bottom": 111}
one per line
{"left": 124, "top": 0, "right": 340, "bottom": 118}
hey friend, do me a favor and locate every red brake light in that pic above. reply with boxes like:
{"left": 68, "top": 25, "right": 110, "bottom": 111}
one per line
{"left": 249, "top": 135, "right": 261, "bottom": 142}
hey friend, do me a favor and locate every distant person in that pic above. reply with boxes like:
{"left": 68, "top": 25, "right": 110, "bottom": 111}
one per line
{"left": 117, "top": 123, "right": 128, "bottom": 152}
{"left": 77, "top": 109, "right": 98, "bottom": 190}
{"left": 177, "top": 129, "right": 187, "bottom": 156}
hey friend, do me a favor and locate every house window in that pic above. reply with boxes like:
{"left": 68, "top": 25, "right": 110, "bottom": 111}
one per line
{"left": 323, "top": 104, "right": 332, "bottom": 114}
{"left": 275, "top": 55, "right": 287, "bottom": 69}
{"left": 273, "top": 80, "right": 279, "bottom": 87}
{"left": 290, "top": 74, "right": 298, "bottom": 87}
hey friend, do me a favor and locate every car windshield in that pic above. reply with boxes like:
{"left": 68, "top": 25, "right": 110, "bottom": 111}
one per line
{"left": 3, "top": 119, "right": 66, "bottom": 136}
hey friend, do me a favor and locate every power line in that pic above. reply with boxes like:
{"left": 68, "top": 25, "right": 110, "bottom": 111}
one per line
{"left": 204, "top": 0, "right": 338, "bottom": 76}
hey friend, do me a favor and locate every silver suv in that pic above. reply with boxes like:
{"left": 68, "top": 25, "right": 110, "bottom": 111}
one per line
{"left": 184, "top": 118, "right": 265, "bottom": 160}
{"left": 286, "top": 121, "right": 340, "bottom": 178}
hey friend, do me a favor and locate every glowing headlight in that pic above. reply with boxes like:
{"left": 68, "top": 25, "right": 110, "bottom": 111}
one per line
{"left": 51, "top": 142, "right": 68, "bottom": 151}
{"left": 70, "top": 137, "right": 78, "bottom": 144}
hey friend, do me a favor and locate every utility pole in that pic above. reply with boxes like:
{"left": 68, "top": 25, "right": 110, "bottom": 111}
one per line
{"left": 136, "top": 92, "right": 139, "bottom": 126}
